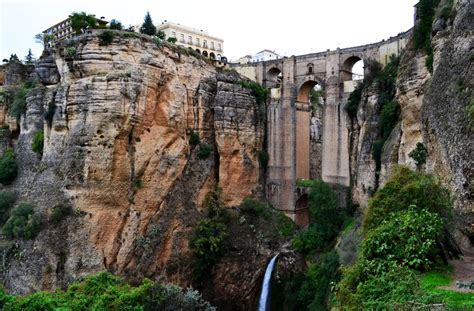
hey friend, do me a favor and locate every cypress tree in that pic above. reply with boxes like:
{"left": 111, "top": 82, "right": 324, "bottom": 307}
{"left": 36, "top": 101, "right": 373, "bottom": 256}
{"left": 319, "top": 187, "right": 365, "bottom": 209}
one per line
{"left": 140, "top": 11, "right": 156, "bottom": 36}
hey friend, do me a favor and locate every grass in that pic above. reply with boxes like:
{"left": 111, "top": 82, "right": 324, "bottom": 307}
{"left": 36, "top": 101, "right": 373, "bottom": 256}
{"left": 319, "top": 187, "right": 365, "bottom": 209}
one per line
{"left": 420, "top": 270, "right": 474, "bottom": 309}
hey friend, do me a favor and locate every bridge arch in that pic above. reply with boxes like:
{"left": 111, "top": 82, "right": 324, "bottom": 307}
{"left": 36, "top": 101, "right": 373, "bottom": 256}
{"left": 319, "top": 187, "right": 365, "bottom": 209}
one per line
{"left": 297, "top": 79, "right": 324, "bottom": 103}
{"left": 341, "top": 55, "right": 364, "bottom": 81}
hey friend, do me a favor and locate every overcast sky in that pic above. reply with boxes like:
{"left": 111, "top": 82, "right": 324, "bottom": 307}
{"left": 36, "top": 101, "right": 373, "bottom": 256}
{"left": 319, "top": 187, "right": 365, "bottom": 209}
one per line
{"left": 1, "top": 0, "right": 418, "bottom": 62}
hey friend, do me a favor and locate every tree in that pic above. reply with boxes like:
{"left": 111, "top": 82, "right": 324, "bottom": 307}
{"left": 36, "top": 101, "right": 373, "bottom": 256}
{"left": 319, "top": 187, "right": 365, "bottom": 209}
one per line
{"left": 109, "top": 19, "right": 123, "bottom": 30}
{"left": 140, "top": 11, "right": 156, "bottom": 36}
{"left": 8, "top": 54, "right": 20, "bottom": 63}
{"left": 24, "top": 49, "right": 35, "bottom": 64}
{"left": 70, "top": 12, "right": 98, "bottom": 34}
{"left": 156, "top": 30, "right": 165, "bottom": 40}
{"left": 35, "top": 33, "right": 55, "bottom": 47}
{"left": 409, "top": 142, "right": 428, "bottom": 170}
{"left": 167, "top": 37, "right": 177, "bottom": 43}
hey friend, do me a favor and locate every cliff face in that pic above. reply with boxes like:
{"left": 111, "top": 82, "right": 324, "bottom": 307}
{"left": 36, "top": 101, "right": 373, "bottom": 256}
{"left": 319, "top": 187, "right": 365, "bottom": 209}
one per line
{"left": 351, "top": 0, "right": 473, "bottom": 248}
{"left": 0, "top": 33, "right": 267, "bottom": 304}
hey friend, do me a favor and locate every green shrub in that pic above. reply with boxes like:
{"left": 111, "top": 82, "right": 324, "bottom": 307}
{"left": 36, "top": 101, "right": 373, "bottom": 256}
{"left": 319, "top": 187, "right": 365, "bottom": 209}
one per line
{"left": 189, "top": 130, "right": 200, "bottom": 146}
{"left": 362, "top": 207, "right": 444, "bottom": 270}
{"left": 240, "top": 198, "right": 296, "bottom": 237}
{"left": 51, "top": 204, "right": 73, "bottom": 223}
{"left": 31, "top": 130, "right": 44, "bottom": 154}
{"left": 197, "top": 143, "right": 212, "bottom": 159}
{"left": 0, "top": 150, "right": 18, "bottom": 185}
{"left": 98, "top": 30, "right": 115, "bottom": 45}
{"left": 2, "top": 203, "right": 41, "bottom": 240}
{"left": 293, "top": 181, "right": 345, "bottom": 254}
{"left": 239, "top": 80, "right": 268, "bottom": 105}
{"left": 64, "top": 46, "right": 77, "bottom": 60}
{"left": 258, "top": 149, "right": 269, "bottom": 168}
{"left": 379, "top": 100, "right": 400, "bottom": 140}
{"left": 2, "top": 272, "right": 215, "bottom": 310}
{"left": 409, "top": 142, "right": 428, "bottom": 170}
{"left": 345, "top": 83, "right": 363, "bottom": 119}
{"left": 0, "top": 192, "right": 16, "bottom": 224}
{"left": 297, "top": 251, "right": 340, "bottom": 310}
{"left": 413, "top": 0, "right": 441, "bottom": 72}
{"left": 10, "top": 88, "right": 28, "bottom": 120}
{"left": 191, "top": 218, "right": 227, "bottom": 279}
{"left": 153, "top": 36, "right": 162, "bottom": 48}
{"left": 167, "top": 37, "right": 177, "bottom": 43}
{"left": 108, "top": 19, "right": 123, "bottom": 30}
{"left": 363, "top": 166, "right": 451, "bottom": 233}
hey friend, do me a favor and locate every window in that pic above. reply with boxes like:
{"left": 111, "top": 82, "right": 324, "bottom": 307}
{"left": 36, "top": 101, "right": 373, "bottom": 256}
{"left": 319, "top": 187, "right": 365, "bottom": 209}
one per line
{"left": 180, "top": 34, "right": 184, "bottom": 43}
{"left": 172, "top": 31, "right": 176, "bottom": 37}
{"left": 188, "top": 35, "right": 192, "bottom": 44}
{"left": 203, "top": 40, "right": 207, "bottom": 48}
{"left": 210, "top": 41, "right": 214, "bottom": 50}
{"left": 217, "top": 43, "right": 222, "bottom": 51}
{"left": 196, "top": 38, "right": 200, "bottom": 46}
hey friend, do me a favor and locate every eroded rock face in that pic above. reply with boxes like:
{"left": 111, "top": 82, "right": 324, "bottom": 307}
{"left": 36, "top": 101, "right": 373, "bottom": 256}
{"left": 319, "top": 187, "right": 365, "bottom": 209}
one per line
{"left": 0, "top": 34, "right": 265, "bottom": 306}
{"left": 351, "top": 0, "right": 473, "bottom": 248}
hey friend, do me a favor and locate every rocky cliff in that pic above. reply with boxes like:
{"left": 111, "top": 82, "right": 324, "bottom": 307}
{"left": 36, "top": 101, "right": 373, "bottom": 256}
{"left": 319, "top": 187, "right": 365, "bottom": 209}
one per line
{"left": 350, "top": 0, "right": 473, "bottom": 249}
{"left": 0, "top": 32, "right": 278, "bottom": 307}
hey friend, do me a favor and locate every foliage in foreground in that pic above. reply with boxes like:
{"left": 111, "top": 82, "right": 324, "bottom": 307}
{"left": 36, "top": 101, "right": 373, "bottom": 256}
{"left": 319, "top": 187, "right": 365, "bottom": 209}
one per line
{"left": 420, "top": 270, "right": 474, "bottom": 308}
{"left": 1, "top": 271, "right": 215, "bottom": 311}
{"left": 337, "top": 167, "right": 456, "bottom": 308}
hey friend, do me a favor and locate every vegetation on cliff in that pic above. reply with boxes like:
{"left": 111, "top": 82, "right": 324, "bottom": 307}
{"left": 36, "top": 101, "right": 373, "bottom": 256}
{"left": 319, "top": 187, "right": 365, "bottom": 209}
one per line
{"left": 337, "top": 167, "right": 471, "bottom": 309}
{"left": 1, "top": 272, "right": 215, "bottom": 310}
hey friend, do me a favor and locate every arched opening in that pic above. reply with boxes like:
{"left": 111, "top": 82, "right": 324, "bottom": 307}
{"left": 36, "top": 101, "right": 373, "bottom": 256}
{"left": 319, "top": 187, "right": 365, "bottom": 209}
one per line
{"left": 216, "top": 54, "right": 222, "bottom": 61}
{"left": 297, "top": 80, "right": 323, "bottom": 104}
{"left": 295, "top": 194, "right": 310, "bottom": 228}
{"left": 195, "top": 49, "right": 201, "bottom": 54}
{"left": 202, "top": 50, "right": 208, "bottom": 57}
{"left": 267, "top": 67, "right": 283, "bottom": 87}
{"left": 221, "top": 56, "right": 228, "bottom": 63}
{"left": 341, "top": 56, "right": 364, "bottom": 81}
{"left": 209, "top": 52, "right": 216, "bottom": 60}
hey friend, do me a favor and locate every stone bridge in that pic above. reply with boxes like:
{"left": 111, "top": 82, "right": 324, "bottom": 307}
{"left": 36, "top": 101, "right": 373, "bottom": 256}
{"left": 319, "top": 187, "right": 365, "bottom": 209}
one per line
{"left": 233, "top": 30, "right": 411, "bottom": 226}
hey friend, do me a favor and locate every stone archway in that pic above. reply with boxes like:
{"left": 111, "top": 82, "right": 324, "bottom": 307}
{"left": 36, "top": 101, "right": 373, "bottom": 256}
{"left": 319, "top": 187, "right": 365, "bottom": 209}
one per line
{"left": 295, "top": 194, "right": 309, "bottom": 228}
{"left": 341, "top": 56, "right": 364, "bottom": 81}
{"left": 266, "top": 67, "right": 283, "bottom": 88}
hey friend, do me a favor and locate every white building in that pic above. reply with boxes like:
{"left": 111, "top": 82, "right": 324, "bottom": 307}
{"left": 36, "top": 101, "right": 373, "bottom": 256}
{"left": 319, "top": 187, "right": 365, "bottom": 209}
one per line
{"left": 251, "top": 50, "right": 281, "bottom": 62}
{"left": 157, "top": 21, "right": 224, "bottom": 60}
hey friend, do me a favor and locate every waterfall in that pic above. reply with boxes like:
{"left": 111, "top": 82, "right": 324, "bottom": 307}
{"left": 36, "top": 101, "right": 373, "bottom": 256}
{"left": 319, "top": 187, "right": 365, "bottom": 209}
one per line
{"left": 258, "top": 254, "right": 278, "bottom": 311}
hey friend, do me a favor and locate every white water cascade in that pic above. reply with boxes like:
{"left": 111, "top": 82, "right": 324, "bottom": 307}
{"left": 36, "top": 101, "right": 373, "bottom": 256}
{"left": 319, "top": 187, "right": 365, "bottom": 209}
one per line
{"left": 257, "top": 255, "right": 278, "bottom": 311}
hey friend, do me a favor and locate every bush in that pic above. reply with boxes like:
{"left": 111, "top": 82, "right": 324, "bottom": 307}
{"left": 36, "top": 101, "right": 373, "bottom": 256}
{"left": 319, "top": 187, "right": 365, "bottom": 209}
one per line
{"left": 98, "top": 30, "right": 114, "bottom": 45}
{"left": 240, "top": 198, "right": 296, "bottom": 237}
{"left": 258, "top": 150, "right": 269, "bottom": 168}
{"left": 10, "top": 88, "right": 28, "bottom": 120}
{"left": 64, "top": 46, "right": 77, "bottom": 60}
{"left": 413, "top": 0, "right": 441, "bottom": 72}
{"left": 189, "top": 130, "right": 200, "bottom": 146}
{"left": 294, "top": 181, "right": 344, "bottom": 254}
{"left": 31, "top": 130, "right": 44, "bottom": 154}
{"left": 379, "top": 100, "right": 400, "bottom": 140}
{"left": 362, "top": 207, "right": 444, "bottom": 270}
{"left": 297, "top": 251, "right": 341, "bottom": 310}
{"left": 345, "top": 83, "right": 363, "bottom": 119}
{"left": 140, "top": 11, "right": 156, "bottom": 36}
{"left": 2, "top": 272, "right": 216, "bottom": 310}
{"left": 197, "top": 143, "right": 212, "bottom": 159}
{"left": 2, "top": 203, "right": 41, "bottom": 240}
{"left": 409, "top": 142, "right": 428, "bottom": 170}
{"left": 167, "top": 37, "right": 177, "bottom": 44}
{"left": 239, "top": 80, "right": 268, "bottom": 105}
{"left": 51, "top": 204, "right": 73, "bottom": 223}
{"left": 108, "top": 19, "right": 123, "bottom": 30}
{"left": 363, "top": 166, "right": 451, "bottom": 233}
{"left": 0, "top": 150, "right": 18, "bottom": 185}
{"left": 0, "top": 192, "right": 16, "bottom": 224}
